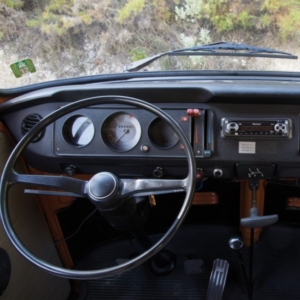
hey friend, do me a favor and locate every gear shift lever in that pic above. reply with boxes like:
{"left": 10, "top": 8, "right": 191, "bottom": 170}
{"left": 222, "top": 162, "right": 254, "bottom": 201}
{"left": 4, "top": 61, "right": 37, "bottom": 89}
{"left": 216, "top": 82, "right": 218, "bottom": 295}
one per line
{"left": 240, "top": 180, "right": 278, "bottom": 299}
{"left": 240, "top": 181, "right": 278, "bottom": 228}
{"left": 229, "top": 237, "right": 252, "bottom": 300}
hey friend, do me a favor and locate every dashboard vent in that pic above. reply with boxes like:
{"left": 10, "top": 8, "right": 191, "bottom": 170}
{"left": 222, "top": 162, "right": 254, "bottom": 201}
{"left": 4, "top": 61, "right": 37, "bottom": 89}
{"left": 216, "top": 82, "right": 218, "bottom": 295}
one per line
{"left": 21, "top": 113, "right": 44, "bottom": 142}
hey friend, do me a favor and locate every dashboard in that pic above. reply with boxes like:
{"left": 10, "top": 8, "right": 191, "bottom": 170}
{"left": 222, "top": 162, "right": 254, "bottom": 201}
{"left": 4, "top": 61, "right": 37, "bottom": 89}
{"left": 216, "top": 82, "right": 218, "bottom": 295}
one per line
{"left": 1, "top": 77, "right": 300, "bottom": 180}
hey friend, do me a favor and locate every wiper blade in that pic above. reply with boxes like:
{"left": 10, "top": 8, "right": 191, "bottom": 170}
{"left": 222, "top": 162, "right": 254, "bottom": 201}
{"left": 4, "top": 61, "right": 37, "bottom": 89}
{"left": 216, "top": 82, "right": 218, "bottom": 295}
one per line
{"left": 124, "top": 41, "right": 298, "bottom": 72}
{"left": 172, "top": 41, "right": 297, "bottom": 55}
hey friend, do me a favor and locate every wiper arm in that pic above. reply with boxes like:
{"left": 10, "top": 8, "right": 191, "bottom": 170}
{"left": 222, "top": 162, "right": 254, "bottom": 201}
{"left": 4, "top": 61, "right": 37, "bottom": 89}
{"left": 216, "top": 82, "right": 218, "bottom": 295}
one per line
{"left": 124, "top": 41, "right": 298, "bottom": 72}
{"left": 124, "top": 52, "right": 169, "bottom": 72}
{"left": 173, "top": 41, "right": 297, "bottom": 55}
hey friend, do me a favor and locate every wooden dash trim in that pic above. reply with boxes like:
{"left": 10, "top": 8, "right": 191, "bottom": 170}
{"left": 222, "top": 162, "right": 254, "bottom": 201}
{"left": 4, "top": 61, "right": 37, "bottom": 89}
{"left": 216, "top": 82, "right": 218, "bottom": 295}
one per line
{"left": 240, "top": 180, "right": 266, "bottom": 246}
{"left": 192, "top": 192, "right": 219, "bottom": 205}
{"left": 287, "top": 197, "right": 300, "bottom": 208}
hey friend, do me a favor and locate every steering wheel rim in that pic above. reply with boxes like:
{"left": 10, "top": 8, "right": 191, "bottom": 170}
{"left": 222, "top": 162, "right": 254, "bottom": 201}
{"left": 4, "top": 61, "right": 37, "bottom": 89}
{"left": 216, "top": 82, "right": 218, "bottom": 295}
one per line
{"left": 0, "top": 95, "right": 196, "bottom": 279}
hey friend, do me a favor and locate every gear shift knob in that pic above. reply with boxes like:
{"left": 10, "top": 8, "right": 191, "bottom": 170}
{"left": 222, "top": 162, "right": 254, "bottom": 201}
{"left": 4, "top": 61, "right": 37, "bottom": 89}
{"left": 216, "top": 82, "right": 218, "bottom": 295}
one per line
{"left": 229, "top": 237, "right": 244, "bottom": 251}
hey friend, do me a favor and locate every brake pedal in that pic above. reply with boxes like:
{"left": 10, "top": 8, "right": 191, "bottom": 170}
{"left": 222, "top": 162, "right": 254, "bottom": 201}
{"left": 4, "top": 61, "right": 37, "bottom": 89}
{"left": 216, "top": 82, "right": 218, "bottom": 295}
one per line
{"left": 206, "top": 259, "right": 229, "bottom": 300}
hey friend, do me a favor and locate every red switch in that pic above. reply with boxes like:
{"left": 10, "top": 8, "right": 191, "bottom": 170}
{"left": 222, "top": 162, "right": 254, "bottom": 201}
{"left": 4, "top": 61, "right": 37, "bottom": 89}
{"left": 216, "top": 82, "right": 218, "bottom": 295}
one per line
{"left": 187, "top": 109, "right": 201, "bottom": 117}
{"left": 193, "top": 109, "right": 200, "bottom": 116}
{"left": 187, "top": 109, "right": 194, "bottom": 116}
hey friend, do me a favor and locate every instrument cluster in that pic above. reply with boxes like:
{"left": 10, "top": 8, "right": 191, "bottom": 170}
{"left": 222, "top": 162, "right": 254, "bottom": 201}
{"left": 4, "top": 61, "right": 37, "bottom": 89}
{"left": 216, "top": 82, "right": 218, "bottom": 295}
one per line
{"left": 54, "top": 108, "right": 191, "bottom": 157}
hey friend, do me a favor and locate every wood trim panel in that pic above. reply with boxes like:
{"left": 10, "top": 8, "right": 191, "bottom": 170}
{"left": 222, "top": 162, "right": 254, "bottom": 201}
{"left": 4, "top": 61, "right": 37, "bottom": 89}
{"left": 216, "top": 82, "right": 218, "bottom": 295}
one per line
{"left": 287, "top": 197, "right": 300, "bottom": 209}
{"left": 192, "top": 192, "right": 219, "bottom": 205}
{"left": 37, "top": 194, "right": 74, "bottom": 268}
{"left": 0, "top": 121, "right": 16, "bottom": 143}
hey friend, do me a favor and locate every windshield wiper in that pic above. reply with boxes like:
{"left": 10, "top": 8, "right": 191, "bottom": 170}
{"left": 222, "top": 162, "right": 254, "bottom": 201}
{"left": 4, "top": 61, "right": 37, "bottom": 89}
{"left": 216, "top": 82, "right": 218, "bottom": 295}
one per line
{"left": 124, "top": 41, "right": 298, "bottom": 72}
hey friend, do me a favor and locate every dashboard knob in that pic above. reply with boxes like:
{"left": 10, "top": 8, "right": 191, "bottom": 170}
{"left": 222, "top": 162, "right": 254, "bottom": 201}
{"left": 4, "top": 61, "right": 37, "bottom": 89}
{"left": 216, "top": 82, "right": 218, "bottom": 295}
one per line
{"left": 65, "top": 165, "right": 76, "bottom": 176}
{"left": 153, "top": 167, "right": 164, "bottom": 178}
{"left": 274, "top": 123, "right": 287, "bottom": 133}
{"left": 226, "top": 122, "right": 239, "bottom": 133}
{"left": 213, "top": 169, "right": 223, "bottom": 178}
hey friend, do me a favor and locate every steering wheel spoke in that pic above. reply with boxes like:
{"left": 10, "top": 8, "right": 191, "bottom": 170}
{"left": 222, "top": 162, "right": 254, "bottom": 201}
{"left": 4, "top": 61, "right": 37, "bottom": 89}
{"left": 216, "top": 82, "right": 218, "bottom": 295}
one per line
{"left": 120, "top": 177, "right": 189, "bottom": 197}
{"left": 8, "top": 171, "right": 88, "bottom": 198}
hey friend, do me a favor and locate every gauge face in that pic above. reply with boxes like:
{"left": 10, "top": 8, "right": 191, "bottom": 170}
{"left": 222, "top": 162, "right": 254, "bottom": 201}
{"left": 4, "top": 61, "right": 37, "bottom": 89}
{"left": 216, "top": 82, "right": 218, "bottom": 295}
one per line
{"left": 63, "top": 115, "right": 95, "bottom": 147}
{"left": 148, "top": 118, "right": 179, "bottom": 149}
{"left": 102, "top": 113, "right": 142, "bottom": 152}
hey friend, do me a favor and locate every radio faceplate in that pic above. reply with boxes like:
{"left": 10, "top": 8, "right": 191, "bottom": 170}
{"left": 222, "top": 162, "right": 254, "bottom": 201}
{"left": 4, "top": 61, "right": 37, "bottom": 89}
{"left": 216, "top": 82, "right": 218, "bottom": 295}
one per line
{"left": 221, "top": 118, "right": 292, "bottom": 138}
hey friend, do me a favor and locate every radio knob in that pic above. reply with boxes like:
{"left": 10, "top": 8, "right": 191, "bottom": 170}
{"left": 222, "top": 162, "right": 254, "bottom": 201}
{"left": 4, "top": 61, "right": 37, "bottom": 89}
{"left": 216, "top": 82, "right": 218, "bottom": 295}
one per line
{"left": 226, "top": 122, "right": 239, "bottom": 133}
{"left": 274, "top": 123, "right": 287, "bottom": 133}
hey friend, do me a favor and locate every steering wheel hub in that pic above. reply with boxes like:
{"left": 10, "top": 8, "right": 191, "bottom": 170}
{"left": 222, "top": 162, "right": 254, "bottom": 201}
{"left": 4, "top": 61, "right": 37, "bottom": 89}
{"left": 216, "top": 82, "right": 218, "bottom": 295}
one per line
{"left": 87, "top": 172, "right": 120, "bottom": 209}
{"left": 88, "top": 172, "right": 118, "bottom": 199}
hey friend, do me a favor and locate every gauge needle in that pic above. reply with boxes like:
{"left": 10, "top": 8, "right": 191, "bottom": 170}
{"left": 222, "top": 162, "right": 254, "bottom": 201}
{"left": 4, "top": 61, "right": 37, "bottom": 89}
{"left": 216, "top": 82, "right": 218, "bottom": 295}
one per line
{"left": 113, "top": 128, "right": 129, "bottom": 144}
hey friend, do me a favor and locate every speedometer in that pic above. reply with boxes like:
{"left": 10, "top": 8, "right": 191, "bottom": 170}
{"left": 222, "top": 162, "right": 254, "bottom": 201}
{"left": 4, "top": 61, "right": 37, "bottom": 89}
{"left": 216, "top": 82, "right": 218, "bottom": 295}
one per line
{"left": 101, "top": 112, "right": 141, "bottom": 152}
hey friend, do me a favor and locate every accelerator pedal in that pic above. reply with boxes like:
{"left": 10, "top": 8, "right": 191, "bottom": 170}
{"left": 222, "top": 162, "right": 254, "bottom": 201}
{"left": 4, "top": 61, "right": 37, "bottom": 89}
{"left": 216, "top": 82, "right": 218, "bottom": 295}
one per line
{"left": 206, "top": 259, "right": 229, "bottom": 300}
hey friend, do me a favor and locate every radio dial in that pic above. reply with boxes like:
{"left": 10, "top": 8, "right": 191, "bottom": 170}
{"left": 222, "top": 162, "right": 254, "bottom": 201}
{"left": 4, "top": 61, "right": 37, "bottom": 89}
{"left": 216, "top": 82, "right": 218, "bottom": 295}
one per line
{"left": 226, "top": 122, "right": 239, "bottom": 133}
{"left": 274, "top": 123, "right": 287, "bottom": 133}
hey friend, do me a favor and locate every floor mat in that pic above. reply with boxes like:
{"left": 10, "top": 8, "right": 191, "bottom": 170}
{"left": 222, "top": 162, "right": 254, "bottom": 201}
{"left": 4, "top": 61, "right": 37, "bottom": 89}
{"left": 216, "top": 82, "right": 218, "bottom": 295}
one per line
{"left": 75, "top": 223, "right": 300, "bottom": 300}
{"left": 252, "top": 223, "right": 300, "bottom": 300}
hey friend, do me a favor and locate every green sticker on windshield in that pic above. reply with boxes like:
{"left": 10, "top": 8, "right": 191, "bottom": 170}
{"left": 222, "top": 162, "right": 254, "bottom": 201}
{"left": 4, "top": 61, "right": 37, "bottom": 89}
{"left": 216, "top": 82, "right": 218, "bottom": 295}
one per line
{"left": 10, "top": 58, "right": 36, "bottom": 78}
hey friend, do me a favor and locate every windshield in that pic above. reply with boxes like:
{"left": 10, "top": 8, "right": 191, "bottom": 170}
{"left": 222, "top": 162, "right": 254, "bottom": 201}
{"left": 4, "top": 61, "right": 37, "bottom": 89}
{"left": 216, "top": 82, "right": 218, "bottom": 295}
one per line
{"left": 1, "top": 0, "right": 300, "bottom": 88}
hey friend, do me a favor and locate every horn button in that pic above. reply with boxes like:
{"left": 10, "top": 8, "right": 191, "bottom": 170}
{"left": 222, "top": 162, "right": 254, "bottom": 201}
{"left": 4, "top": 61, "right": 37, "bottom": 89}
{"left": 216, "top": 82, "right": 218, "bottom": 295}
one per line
{"left": 88, "top": 172, "right": 119, "bottom": 204}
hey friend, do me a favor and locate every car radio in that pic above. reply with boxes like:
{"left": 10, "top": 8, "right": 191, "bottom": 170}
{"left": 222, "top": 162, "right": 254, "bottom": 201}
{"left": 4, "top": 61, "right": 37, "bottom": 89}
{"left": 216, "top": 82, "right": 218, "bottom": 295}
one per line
{"left": 221, "top": 118, "right": 292, "bottom": 138}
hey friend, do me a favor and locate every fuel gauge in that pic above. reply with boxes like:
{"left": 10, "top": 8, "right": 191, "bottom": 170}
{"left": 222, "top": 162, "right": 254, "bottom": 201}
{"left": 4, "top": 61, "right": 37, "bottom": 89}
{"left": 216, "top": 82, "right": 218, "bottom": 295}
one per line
{"left": 62, "top": 115, "right": 95, "bottom": 147}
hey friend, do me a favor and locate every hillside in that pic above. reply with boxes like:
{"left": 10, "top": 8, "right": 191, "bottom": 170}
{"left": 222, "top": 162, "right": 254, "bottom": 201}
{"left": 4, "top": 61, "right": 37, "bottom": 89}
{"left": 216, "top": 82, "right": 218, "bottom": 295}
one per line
{"left": 1, "top": 0, "right": 300, "bottom": 88}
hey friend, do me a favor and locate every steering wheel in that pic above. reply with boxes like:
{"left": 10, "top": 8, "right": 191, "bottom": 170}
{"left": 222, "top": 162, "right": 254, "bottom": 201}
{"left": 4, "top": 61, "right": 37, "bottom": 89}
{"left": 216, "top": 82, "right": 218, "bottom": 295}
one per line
{"left": 0, "top": 95, "right": 196, "bottom": 279}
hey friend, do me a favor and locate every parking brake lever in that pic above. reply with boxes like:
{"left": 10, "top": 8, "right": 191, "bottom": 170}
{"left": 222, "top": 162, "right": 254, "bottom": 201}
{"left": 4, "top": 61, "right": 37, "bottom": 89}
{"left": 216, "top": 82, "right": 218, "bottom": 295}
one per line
{"left": 240, "top": 180, "right": 278, "bottom": 299}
